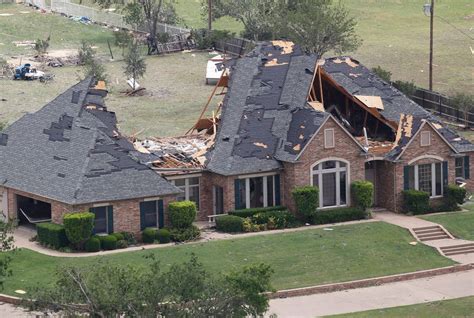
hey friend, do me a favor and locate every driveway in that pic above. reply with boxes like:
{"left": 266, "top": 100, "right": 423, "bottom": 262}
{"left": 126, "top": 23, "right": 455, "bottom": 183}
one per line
{"left": 268, "top": 269, "right": 474, "bottom": 317}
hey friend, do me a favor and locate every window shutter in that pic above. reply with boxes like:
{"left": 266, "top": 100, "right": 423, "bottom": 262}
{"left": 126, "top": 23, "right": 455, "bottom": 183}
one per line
{"left": 275, "top": 174, "right": 281, "bottom": 206}
{"left": 107, "top": 206, "right": 114, "bottom": 234}
{"left": 403, "top": 166, "right": 410, "bottom": 190}
{"left": 443, "top": 161, "right": 448, "bottom": 187}
{"left": 234, "top": 179, "right": 243, "bottom": 210}
{"left": 139, "top": 202, "right": 146, "bottom": 231}
{"left": 158, "top": 200, "right": 164, "bottom": 228}
{"left": 464, "top": 156, "right": 470, "bottom": 179}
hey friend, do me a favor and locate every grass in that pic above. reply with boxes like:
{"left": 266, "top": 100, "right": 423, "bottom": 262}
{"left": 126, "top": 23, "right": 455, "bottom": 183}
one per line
{"left": 3, "top": 222, "right": 454, "bottom": 296}
{"left": 419, "top": 208, "right": 474, "bottom": 241}
{"left": 330, "top": 296, "right": 474, "bottom": 318}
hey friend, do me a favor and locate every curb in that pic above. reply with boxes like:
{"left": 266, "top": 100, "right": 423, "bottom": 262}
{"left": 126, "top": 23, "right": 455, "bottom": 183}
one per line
{"left": 268, "top": 263, "right": 474, "bottom": 299}
{"left": 0, "top": 293, "right": 21, "bottom": 305}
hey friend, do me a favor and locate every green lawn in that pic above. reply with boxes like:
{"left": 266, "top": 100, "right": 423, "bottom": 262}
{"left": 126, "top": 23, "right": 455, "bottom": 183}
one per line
{"left": 3, "top": 222, "right": 454, "bottom": 296}
{"left": 420, "top": 210, "right": 474, "bottom": 241}
{"left": 330, "top": 296, "right": 474, "bottom": 318}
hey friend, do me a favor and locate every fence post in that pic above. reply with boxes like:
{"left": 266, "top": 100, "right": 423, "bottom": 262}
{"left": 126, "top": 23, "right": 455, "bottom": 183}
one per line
{"left": 438, "top": 94, "right": 442, "bottom": 115}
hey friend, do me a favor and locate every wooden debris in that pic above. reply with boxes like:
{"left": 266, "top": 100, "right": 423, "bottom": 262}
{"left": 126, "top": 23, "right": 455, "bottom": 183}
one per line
{"left": 354, "top": 95, "right": 384, "bottom": 110}
{"left": 345, "top": 57, "right": 359, "bottom": 68}
{"left": 265, "top": 58, "right": 289, "bottom": 67}
{"left": 308, "top": 101, "right": 325, "bottom": 112}
{"left": 293, "top": 144, "right": 301, "bottom": 152}
{"left": 271, "top": 40, "right": 294, "bottom": 54}
{"left": 253, "top": 142, "right": 268, "bottom": 149}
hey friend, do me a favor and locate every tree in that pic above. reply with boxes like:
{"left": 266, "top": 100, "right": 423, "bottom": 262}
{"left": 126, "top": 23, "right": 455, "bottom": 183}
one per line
{"left": 201, "top": 0, "right": 281, "bottom": 41}
{"left": 451, "top": 92, "right": 474, "bottom": 127}
{"left": 95, "top": 0, "right": 178, "bottom": 54}
{"left": 0, "top": 221, "right": 15, "bottom": 290}
{"left": 34, "top": 37, "right": 50, "bottom": 56}
{"left": 78, "top": 41, "right": 107, "bottom": 81}
{"left": 372, "top": 66, "right": 392, "bottom": 83}
{"left": 124, "top": 41, "right": 146, "bottom": 90}
{"left": 25, "top": 255, "right": 274, "bottom": 317}
{"left": 275, "top": 0, "right": 361, "bottom": 58}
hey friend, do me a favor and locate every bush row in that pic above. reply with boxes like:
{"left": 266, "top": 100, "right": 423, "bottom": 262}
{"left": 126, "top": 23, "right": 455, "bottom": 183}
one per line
{"left": 402, "top": 184, "right": 467, "bottom": 215}
{"left": 37, "top": 223, "right": 69, "bottom": 249}
{"left": 229, "top": 206, "right": 286, "bottom": 218}
{"left": 216, "top": 209, "right": 296, "bottom": 233}
{"left": 311, "top": 207, "right": 368, "bottom": 225}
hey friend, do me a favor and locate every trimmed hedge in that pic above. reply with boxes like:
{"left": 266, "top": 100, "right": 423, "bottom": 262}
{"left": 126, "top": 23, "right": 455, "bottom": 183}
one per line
{"left": 157, "top": 228, "right": 171, "bottom": 244}
{"left": 142, "top": 228, "right": 158, "bottom": 244}
{"left": 111, "top": 232, "right": 125, "bottom": 241}
{"left": 402, "top": 190, "right": 430, "bottom": 214}
{"left": 292, "top": 186, "right": 319, "bottom": 220}
{"left": 311, "top": 207, "right": 368, "bottom": 225}
{"left": 169, "top": 201, "right": 197, "bottom": 229}
{"left": 170, "top": 225, "right": 201, "bottom": 242}
{"left": 215, "top": 215, "right": 244, "bottom": 233}
{"left": 229, "top": 206, "right": 286, "bottom": 218}
{"left": 351, "top": 181, "right": 374, "bottom": 211}
{"left": 99, "top": 235, "right": 117, "bottom": 250}
{"left": 37, "top": 223, "right": 69, "bottom": 249}
{"left": 84, "top": 237, "right": 101, "bottom": 252}
{"left": 445, "top": 184, "right": 467, "bottom": 209}
{"left": 63, "top": 212, "right": 94, "bottom": 249}
{"left": 116, "top": 240, "right": 128, "bottom": 249}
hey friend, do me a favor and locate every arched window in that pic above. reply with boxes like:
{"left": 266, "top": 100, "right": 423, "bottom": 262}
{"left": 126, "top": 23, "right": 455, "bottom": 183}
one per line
{"left": 311, "top": 160, "right": 349, "bottom": 208}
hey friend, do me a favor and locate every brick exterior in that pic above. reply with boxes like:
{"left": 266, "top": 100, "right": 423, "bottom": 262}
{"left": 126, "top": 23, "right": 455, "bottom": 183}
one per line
{"left": 5, "top": 187, "right": 176, "bottom": 235}
{"left": 198, "top": 171, "right": 237, "bottom": 220}
{"left": 282, "top": 117, "right": 367, "bottom": 212}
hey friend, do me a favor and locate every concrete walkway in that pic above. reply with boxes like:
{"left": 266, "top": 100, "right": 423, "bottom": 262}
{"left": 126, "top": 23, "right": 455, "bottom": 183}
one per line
{"left": 373, "top": 211, "right": 474, "bottom": 264}
{"left": 268, "top": 269, "right": 474, "bottom": 317}
{"left": 13, "top": 219, "right": 378, "bottom": 258}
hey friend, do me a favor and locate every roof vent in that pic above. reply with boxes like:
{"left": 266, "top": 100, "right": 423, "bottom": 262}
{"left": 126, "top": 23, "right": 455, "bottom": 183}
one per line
{"left": 71, "top": 91, "right": 82, "bottom": 104}
{"left": 0, "top": 133, "right": 8, "bottom": 146}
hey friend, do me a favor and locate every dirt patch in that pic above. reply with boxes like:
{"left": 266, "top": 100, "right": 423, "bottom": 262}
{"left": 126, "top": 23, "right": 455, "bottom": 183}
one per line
{"left": 464, "top": 13, "right": 474, "bottom": 20}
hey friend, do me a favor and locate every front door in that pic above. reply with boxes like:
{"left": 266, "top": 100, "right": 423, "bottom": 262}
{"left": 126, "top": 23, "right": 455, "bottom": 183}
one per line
{"left": 365, "top": 161, "right": 376, "bottom": 206}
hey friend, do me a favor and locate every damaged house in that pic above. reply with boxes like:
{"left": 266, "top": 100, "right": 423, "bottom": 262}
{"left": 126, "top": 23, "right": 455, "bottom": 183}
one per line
{"left": 1, "top": 41, "right": 473, "bottom": 234}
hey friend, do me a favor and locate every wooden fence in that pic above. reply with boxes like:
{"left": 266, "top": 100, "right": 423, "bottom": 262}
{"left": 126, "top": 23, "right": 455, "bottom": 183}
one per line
{"left": 408, "top": 88, "right": 474, "bottom": 127}
{"left": 215, "top": 37, "right": 254, "bottom": 57}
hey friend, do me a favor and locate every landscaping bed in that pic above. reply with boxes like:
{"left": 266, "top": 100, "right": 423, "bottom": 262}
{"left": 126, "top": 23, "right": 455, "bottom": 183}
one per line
{"left": 3, "top": 222, "right": 454, "bottom": 296}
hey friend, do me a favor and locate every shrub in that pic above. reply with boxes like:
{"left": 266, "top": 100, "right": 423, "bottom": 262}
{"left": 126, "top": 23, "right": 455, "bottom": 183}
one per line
{"left": 63, "top": 212, "right": 94, "bottom": 249}
{"left": 170, "top": 225, "right": 201, "bottom": 242}
{"left": 393, "top": 80, "right": 417, "bottom": 97}
{"left": 121, "top": 232, "right": 137, "bottom": 245}
{"left": 157, "top": 228, "right": 171, "bottom": 244}
{"left": 215, "top": 215, "right": 244, "bottom": 233}
{"left": 169, "top": 201, "right": 197, "bottom": 229}
{"left": 372, "top": 66, "right": 392, "bottom": 82}
{"left": 191, "top": 28, "right": 235, "bottom": 50}
{"left": 37, "top": 223, "right": 69, "bottom": 249}
{"left": 445, "top": 184, "right": 467, "bottom": 210}
{"left": 99, "top": 235, "right": 117, "bottom": 250}
{"left": 229, "top": 206, "right": 286, "bottom": 218}
{"left": 84, "top": 237, "right": 101, "bottom": 252}
{"left": 251, "top": 210, "right": 296, "bottom": 229}
{"left": 402, "top": 190, "right": 430, "bottom": 214}
{"left": 311, "top": 207, "right": 368, "bottom": 225}
{"left": 142, "top": 228, "right": 158, "bottom": 244}
{"left": 292, "top": 186, "right": 319, "bottom": 220}
{"left": 351, "top": 181, "right": 374, "bottom": 211}
{"left": 116, "top": 240, "right": 128, "bottom": 249}
{"left": 111, "top": 232, "right": 124, "bottom": 241}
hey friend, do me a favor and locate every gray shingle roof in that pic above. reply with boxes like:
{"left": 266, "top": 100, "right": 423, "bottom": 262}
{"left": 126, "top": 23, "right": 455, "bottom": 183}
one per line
{"left": 206, "top": 42, "right": 326, "bottom": 176}
{"left": 0, "top": 78, "right": 180, "bottom": 204}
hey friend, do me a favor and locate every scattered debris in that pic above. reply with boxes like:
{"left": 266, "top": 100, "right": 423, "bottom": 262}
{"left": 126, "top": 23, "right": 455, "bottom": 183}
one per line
{"left": 12, "top": 40, "right": 35, "bottom": 47}
{"left": 70, "top": 16, "right": 92, "bottom": 25}
{"left": 323, "top": 228, "right": 334, "bottom": 231}
{"left": 0, "top": 13, "right": 14, "bottom": 17}
{"left": 409, "top": 242, "right": 418, "bottom": 246}
{"left": 14, "top": 290, "right": 26, "bottom": 294}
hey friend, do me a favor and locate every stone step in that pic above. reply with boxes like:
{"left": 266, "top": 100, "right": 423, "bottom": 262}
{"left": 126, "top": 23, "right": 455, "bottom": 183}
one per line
{"left": 440, "top": 243, "right": 474, "bottom": 252}
{"left": 413, "top": 225, "right": 441, "bottom": 232}
{"left": 419, "top": 234, "right": 451, "bottom": 241}
{"left": 444, "top": 248, "right": 474, "bottom": 256}
{"left": 414, "top": 228, "right": 446, "bottom": 234}
{"left": 416, "top": 231, "right": 448, "bottom": 238}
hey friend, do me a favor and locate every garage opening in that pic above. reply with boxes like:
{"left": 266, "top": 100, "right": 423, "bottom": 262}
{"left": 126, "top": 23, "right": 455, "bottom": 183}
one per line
{"left": 16, "top": 195, "right": 52, "bottom": 225}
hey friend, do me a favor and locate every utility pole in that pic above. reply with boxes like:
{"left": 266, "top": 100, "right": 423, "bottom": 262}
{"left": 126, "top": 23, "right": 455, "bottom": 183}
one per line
{"left": 429, "top": 0, "right": 434, "bottom": 91}
{"left": 208, "top": 0, "right": 212, "bottom": 31}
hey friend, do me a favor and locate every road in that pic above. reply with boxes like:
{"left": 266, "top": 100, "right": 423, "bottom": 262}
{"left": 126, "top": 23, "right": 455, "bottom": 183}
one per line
{"left": 268, "top": 270, "right": 474, "bottom": 317}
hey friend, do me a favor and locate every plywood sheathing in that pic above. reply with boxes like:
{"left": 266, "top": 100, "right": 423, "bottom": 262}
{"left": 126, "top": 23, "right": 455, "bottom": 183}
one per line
{"left": 308, "top": 101, "right": 325, "bottom": 112}
{"left": 271, "top": 40, "right": 294, "bottom": 54}
{"left": 392, "top": 113, "right": 413, "bottom": 149}
{"left": 94, "top": 81, "right": 106, "bottom": 90}
{"left": 433, "top": 123, "right": 443, "bottom": 129}
{"left": 265, "top": 58, "right": 289, "bottom": 67}
{"left": 332, "top": 57, "right": 358, "bottom": 68}
{"left": 354, "top": 95, "right": 384, "bottom": 110}
{"left": 356, "top": 137, "right": 394, "bottom": 155}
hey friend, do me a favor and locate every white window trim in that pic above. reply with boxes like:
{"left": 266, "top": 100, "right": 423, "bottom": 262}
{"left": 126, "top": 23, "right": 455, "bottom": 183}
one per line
{"left": 310, "top": 158, "right": 350, "bottom": 209}
{"left": 241, "top": 175, "right": 277, "bottom": 209}
{"left": 408, "top": 155, "right": 444, "bottom": 165}
{"left": 324, "top": 128, "right": 335, "bottom": 149}
{"left": 172, "top": 177, "right": 201, "bottom": 210}
{"left": 237, "top": 172, "right": 278, "bottom": 179}
{"left": 91, "top": 206, "right": 111, "bottom": 235}
{"left": 413, "top": 163, "right": 443, "bottom": 198}
{"left": 420, "top": 131, "right": 431, "bottom": 147}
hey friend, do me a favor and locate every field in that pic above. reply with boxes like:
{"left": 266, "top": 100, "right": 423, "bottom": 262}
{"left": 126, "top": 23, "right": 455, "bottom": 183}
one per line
{"left": 332, "top": 296, "right": 474, "bottom": 318}
{"left": 3, "top": 222, "right": 454, "bottom": 296}
{"left": 420, "top": 210, "right": 474, "bottom": 241}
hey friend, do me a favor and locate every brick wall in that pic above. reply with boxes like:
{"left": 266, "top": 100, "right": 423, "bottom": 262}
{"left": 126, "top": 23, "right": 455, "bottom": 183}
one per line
{"left": 393, "top": 123, "right": 457, "bottom": 212}
{"left": 464, "top": 152, "right": 474, "bottom": 193}
{"left": 199, "top": 171, "right": 236, "bottom": 219}
{"left": 282, "top": 117, "right": 367, "bottom": 212}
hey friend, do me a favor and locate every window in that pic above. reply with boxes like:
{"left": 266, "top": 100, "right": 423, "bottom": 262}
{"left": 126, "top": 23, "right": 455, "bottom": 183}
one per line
{"left": 172, "top": 177, "right": 200, "bottom": 210}
{"left": 140, "top": 200, "right": 163, "bottom": 229}
{"left": 455, "top": 156, "right": 470, "bottom": 179}
{"left": 236, "top": 175, "right": 280, "bottom": 209}
{"left": 90, "top": 205, "right": 113, "bottom": 234}
{"left": 213, "top": 186, "right": 224, "bottom": 214}
{"left": 407, "top": 162, "right": 443, "bottom": 197}
{"left": 324, "top": 129, "right": 335, "bottom": 148}
{"left": 312, "top": 160, "right": 348, "bottom": 208}
{"left": 420, "top": 131, "right": 431, "bottom": 146}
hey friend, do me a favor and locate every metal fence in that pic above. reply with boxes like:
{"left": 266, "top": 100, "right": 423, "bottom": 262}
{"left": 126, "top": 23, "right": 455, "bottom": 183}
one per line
{"left": 24, "top": 0, "right": 189, "bottom": 35}
{"left": 410, "top": 88, "right": 474, "bottom": 127}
